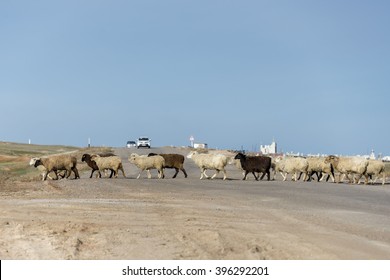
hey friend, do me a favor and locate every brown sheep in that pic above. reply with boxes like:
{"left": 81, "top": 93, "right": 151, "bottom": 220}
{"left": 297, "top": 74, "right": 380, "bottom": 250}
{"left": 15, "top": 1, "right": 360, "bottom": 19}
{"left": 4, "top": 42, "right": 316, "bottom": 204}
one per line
{"left": 148, "top": 153, "right": 188, "bottom": 178}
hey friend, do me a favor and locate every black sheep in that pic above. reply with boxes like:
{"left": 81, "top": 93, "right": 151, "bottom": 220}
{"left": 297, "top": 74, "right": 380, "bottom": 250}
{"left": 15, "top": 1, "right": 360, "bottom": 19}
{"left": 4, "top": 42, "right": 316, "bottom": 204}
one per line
{"left": 234, "top": 153, "right": 271, "bottom": 181}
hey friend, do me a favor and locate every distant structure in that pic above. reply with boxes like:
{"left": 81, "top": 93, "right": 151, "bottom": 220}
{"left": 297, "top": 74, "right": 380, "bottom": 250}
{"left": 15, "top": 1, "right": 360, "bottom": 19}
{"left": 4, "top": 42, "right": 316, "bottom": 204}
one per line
{"left": 194, "top": 143, "right": 208, "bottom": 149}
{"left": 189, "top": 135, "right": 208, "bottom": 149}
{"left": 383, "top": 156, "right": 390, "bottom": 162}
{"left": 369, "top": 149, "right": 376, "bottom": 160}
{"left": 260, "top": 140, "right": 277, "bottom": 155}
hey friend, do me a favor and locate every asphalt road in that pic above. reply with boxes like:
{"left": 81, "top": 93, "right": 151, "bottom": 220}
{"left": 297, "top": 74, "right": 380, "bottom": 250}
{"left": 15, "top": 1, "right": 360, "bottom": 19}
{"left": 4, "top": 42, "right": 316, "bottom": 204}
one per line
{"left": 115, "top": 146, "right": 390, "bottom": 259}
{"left": 0, "top": 146, "right": 389, "bottom": 259}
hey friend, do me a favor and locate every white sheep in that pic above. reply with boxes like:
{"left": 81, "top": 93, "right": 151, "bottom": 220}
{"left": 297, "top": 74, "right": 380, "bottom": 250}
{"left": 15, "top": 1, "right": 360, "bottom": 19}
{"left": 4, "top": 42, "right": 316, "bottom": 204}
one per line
{"left": 306, "top": 157, "right": 335, "bottom": 182}
{"left": 90, "top": 155, "right": 126, "bottom": 178}
{"left": 324, "top": 155, "right": 369, "bottom": 184}
{"left": 360, "top": 159, "right": 385, "bottom": 185}
{"left": 128, "top": 153, "right": 165, "bottom": 179}
{"left": 33, "top": 155, "right": 80, "bottom": 181}
{"left": 186, "top": 151, "right": 229, "bottom": 180}
{"left": 274, "top": 156, "right": 309, "bottom": 181}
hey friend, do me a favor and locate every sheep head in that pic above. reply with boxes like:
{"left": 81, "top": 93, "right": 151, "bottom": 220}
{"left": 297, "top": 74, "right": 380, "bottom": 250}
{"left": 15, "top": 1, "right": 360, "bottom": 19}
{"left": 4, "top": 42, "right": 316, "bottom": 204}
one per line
{"left": 186, "top": 151, "right": 197, "bottom": 159}
{"left": 29, "top": 157, "right": 39, "bottom": 166}
{"left": 81, "top": 154, "right": 90, "bottom": 162}
{"left": 324, "top": 155, "right": 339, "bottom": 164}
{"left": 128, "top": 153, "right": 139, "bottom": 163}
{"left": 33, "top": 158, "right": 43, "bottom": 167}
{"left": 234, "top": 153, "right": 246, "bottom": 160}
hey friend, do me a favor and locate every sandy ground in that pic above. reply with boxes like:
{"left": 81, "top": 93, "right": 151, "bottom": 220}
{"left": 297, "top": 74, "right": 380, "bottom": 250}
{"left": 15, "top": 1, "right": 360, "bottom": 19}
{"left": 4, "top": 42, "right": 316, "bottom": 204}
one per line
{"left": 0, "top": 147, "right": 390, "bottom": 260}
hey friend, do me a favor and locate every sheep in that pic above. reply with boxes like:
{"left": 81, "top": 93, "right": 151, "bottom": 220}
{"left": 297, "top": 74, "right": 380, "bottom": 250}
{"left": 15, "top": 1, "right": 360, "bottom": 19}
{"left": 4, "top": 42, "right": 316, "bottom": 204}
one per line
{"left": 274, "top": 156, "right": 309, "bottom": 181}
{"left": 234, "top": 153, "right": 271, "bottom": 180}
{"left": 306, "top": 157, "right": 335, "bottom": 183}
{"left": 81, "top": 153, "right": 116, "bottom": 178}
{"left": 186, "top": 151, "right": 229, "bottom": 180}
{"left": 90, "top": 155, "right": 126, "bottom": 178}
{"left": 33, "top": 155, "right": 80, "bottom": 181}
{"left": 128, "top": 153, "right": 165, "bottom": 179}
{"left": 29, "top": 157, "right": 66, "bottom": 180}
{"left": 324, "top": 155, "right": 369, "bottom": 184}
{"left": 148, "top": 153, "right": 188, "bottom": 178}
{"left": 359, "top": 159, "right": 385, "bottom": 185}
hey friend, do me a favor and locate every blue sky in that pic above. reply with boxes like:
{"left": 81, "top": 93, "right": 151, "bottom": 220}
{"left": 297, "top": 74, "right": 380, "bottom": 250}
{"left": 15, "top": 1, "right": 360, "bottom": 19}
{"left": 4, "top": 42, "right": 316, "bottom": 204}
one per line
{"left": 1, "top": 0, "right": 389, "bottom": 156}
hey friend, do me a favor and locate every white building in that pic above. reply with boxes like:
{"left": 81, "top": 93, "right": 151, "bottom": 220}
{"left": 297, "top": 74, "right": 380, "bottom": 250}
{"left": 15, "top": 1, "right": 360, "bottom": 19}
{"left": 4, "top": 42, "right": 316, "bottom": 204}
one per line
{"left": 193, "top": 143, "right": 208, "bottom": 149}
{"left": 260, "top": 140, "right": 277, "bottom": 154}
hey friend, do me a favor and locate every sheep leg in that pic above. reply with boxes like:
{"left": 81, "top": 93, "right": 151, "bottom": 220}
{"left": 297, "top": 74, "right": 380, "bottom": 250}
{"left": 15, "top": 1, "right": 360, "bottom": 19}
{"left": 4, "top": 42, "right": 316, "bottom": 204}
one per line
{"left": 72, "top": 167, "right": 80, "bottom": 179}
{"left": 61, "top": 168, "right": 69, "bottom": 179}
{"left": 302, "top": 172, "right": 308, "bottom": 182}
{"left": 293, "top": 172, "right": 298, "bottom": 181}
{"left": 252, "top": 172, "right": 259, "bottom": 181}
{"left": 200, "top": 168, "right": 209, "bottom": 179}
{"left": 108, "top": 169, "right": 115, "bottom": 178}
{"left": 51, "top": 169, "right": 60, "bottom": 180}
{"left": 222, "top": 169, "right": 227, "bottom": 180}
{"left": 316, "top": 172, "right": 322, "bottom": 182}
{"left": 338, "top": 173, "right": 344, "bottom": 183}
{"left": 339, "top": 173, "right": 349, "bottom": 183}
{"left": 363, "top": 173, "right": 369, "bottom": 185}
{"left": 370, "top": 174, "right": 375, "bottom": 184}
{"left": 172, "top": 168, "right": 179, "bottom": 178}
{"left": 46, "top": 171, "right": 56, "bottom": 180}
{"left": 147, "top": 169, "right": 152, "bottom": 179}
{"left": 119, "top": 164, "right": 126, "bottom": 178}
{"left": 199, "top": 168, "right": 204, "bottom": 179}
{"left": 354, "top": 173, "right": 363, "bottom": 184}
{"left": 181, "top": 168, "right": 188, "bottom": 178}
{"left": 158, "top": 168, "right": 164, "bottom": 179}
{"left": 42, "top": 171, "right": 49, "bottom": 181}
{"left": 113, "top": 169, "right": 119, "bottom": 178}
{"left": 211, "top": 170, "right": 220, "bottom": 179}
{"left": 90, "top": 169, "right": 101, "bottom": 178}
{"left": 306, "top": 171, "right": 313, "bottom": 182}
{"left": 291, "top": 173, "right": 296, "bottom": 181}
{"left": 121, "top": 166, "right": 126, "bottom": 178}
{"left": 263, "top": 170, "right": 270, "bottom": 181}
{"left": 280, "top": 172, "right": 287, "bottom": 181}
{"left": 258, "top": 172, "right": 264, "bottom": 180}
{"left": 242, "top": 171, "right": 249, "bottom": 180}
